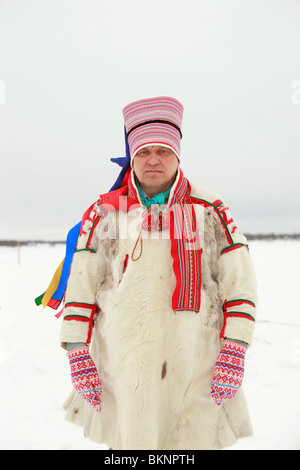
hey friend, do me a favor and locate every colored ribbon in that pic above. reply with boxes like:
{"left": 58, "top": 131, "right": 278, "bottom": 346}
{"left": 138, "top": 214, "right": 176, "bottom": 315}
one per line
{"left": 35, "top": 128, "right": 131, "bottom": 311}
{"left": 35, "top": 222, "right": 81, "bottom": 310}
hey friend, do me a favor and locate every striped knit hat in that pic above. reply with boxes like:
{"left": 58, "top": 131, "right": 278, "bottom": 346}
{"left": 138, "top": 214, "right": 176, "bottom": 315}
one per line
{"left": 122, "top": 96, "right": 184, "bottom": 161}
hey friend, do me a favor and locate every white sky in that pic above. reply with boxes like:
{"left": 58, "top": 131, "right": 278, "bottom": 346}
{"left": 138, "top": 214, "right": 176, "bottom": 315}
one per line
{"left": 1, "top": 0, "right": 300, "bottom": 239}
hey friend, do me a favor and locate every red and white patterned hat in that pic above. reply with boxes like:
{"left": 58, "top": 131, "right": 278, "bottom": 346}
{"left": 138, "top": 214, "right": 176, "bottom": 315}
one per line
{"left": 122, "top": 96, "right": 184, "bottom": 160}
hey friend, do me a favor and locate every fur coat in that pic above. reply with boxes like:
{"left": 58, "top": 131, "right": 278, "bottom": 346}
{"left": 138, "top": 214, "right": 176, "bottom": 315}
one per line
{"left": 60, "top": 169, "right": 257, "bottom": 450}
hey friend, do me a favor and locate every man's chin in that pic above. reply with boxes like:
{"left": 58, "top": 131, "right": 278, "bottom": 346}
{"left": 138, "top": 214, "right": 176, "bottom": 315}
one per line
{"left": 143, "top": 174, "right": 164, "bottom": 184}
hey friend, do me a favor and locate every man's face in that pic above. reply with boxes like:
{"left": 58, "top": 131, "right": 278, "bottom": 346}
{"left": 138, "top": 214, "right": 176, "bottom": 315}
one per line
{"left": 132, "top": 145, "right": 179, "bottom": 197}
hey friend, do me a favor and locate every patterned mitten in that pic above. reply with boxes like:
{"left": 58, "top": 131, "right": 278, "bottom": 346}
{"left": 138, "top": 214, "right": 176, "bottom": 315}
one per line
{"left": 67, "top": 345, "right": 102, "bottom": 412}
{"left": 210, "top": 339, "right": 246, "bottom": 406}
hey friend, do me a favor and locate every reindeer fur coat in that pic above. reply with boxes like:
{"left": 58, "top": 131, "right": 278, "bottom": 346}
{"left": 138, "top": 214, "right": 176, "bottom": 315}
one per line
{"left": 60, "top": 169, "right": 257, "bottom": 450}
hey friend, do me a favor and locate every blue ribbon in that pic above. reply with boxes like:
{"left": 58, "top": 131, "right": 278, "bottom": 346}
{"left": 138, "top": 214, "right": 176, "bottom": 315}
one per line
{"left": 43, "top": 127, "right": 131, "bottom": 309}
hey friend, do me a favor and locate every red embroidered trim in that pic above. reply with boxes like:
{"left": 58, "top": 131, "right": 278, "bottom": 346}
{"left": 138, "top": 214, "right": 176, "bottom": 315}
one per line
{"left": 123, "top": 254, "right": 129, "bottom": 272}
{"left": 119, "top": 254, "right": 129, "bottom": 283}
{"left": 220, "top": 300, "right": 228, "bottom": 338}
{"left": 226, "top": 299, "right": 256, "bottom": 308}
{"left": 86, "top": 215, "right": 102, "bottom": 249}
{"left": 213, "top": 199, "right": 222, "bottom": 207}
{"left": 63, "top": 303, "right": 98, "bottom": 345}
{"left": 169, "top": 186, "right": 201, "bottom": 312}
{"left": 220, "top": 299, "right": 255, "bottom": 338}
{"left": 87, "top": 304, "right": 97, "bottom": 344}
{"left": 79, "top": 201, "right": 99, "bottom": 236}
{"left": 190, "top": 197, "right": 233, "bottom": 245}
{"left": 225, "top": 311, "right": 255, "bottom": 322}
{"left": 221, "top": 243, "right": 249, "bottom": 255}
{"left": 65, "top": 302, "right": 95, "bottom": 309}
{"left": 64, "top": 315, "right": 89, "bottom": 322}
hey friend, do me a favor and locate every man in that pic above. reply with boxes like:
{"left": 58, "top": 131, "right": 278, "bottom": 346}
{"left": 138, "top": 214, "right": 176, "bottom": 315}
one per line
{"left": 61, "top": 96, "right": 257, "bottom": 450}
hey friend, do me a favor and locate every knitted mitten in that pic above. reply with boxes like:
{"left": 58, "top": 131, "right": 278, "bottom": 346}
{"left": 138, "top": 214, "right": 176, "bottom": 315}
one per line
{"left": 67, "top": 345, "right": 102, "bottom": 412}
{"left": 210, "top": 339, "right": 246, "bottom": 406}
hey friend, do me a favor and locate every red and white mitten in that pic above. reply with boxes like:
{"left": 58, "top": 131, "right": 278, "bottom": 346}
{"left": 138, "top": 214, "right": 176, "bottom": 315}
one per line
{"left": 210, "top": 339, "right": 246, "bottom": 406}
{"left": 67, "top": 345, "right": 102, "bottom": 412}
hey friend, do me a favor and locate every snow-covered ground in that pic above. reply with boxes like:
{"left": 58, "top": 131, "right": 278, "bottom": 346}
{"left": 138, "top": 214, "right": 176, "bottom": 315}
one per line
{"left": 0, "top": 240, "right": 299, "bottom": 450}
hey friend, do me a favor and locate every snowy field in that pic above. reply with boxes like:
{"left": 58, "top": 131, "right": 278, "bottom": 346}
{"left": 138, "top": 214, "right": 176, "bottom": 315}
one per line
{"left": 0, "top": 240, "right": 299, "bottom": 450}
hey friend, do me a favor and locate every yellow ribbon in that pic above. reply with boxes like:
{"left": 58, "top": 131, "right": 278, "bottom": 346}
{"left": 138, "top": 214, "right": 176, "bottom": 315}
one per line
{"left": 41, "top": 259, "right": 65, "bottom": 308}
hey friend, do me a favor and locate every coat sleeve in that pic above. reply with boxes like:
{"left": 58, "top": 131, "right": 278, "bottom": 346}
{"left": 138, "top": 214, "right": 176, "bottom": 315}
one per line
{"left": 213, "top": 200, "right": 257, "bottom": 346}
{"left": 60, "top": 202, "right": 106, "bottom": 349}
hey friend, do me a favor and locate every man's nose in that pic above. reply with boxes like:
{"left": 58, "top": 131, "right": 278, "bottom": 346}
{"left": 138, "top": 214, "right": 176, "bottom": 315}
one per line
{"left": 147, "top": 151, "right": 160, "bottom": 164}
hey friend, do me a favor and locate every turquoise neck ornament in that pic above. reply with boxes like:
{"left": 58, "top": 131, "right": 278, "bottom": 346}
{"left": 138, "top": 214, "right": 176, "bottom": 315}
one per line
{"left": 136, "top": 181, "right": 171, "bottom": 207}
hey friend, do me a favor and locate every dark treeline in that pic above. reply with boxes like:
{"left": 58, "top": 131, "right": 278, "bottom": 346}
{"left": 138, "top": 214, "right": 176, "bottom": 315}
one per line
{"left": 1, "top": 233, "right": 300, "bottom": 247}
